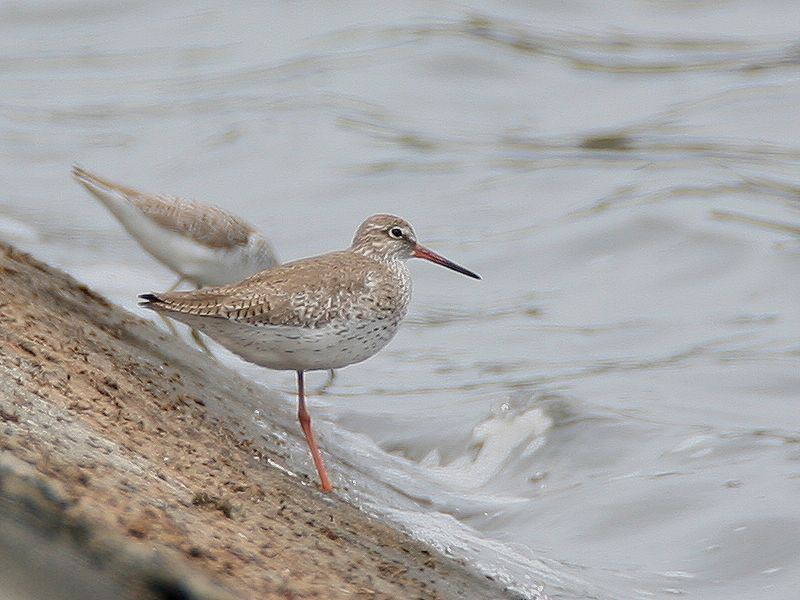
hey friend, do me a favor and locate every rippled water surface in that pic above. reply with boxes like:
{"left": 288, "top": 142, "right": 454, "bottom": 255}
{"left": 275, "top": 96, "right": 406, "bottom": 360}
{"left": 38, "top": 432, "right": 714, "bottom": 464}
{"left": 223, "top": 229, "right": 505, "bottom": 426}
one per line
{"left": 4, "top": 1, "right": 800, "bottom": 598}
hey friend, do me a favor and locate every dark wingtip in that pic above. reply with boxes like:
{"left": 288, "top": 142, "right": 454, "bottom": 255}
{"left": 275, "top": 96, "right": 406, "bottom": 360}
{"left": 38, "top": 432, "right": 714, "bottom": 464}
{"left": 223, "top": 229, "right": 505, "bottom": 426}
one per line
{"left": 71, "top": 164, "right": 88, "bottom": 181}
{"left": 138, "top": 293, "right": 163, "bottom": 307}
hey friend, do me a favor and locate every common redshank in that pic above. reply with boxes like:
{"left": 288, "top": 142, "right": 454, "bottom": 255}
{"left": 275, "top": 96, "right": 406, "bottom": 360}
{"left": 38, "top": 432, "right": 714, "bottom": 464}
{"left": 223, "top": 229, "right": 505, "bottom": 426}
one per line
{"left": 72, "top": 166, "right": 279, "bottom": 290}
{"left": 139, "top": 214, "right": 480, "bottom": 491}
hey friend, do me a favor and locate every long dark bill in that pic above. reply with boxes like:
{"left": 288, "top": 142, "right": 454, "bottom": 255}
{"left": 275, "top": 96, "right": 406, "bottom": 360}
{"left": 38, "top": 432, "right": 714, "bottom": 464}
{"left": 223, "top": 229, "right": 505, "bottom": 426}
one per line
{"left": 413, "top": 245, "right": 481, "bottom": 280}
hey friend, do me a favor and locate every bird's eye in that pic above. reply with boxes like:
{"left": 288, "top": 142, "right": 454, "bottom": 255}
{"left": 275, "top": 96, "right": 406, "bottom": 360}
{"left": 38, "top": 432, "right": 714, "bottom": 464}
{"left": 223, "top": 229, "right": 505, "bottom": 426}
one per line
{"left": 388, "top": 227, "right": 404, "bottom": 239}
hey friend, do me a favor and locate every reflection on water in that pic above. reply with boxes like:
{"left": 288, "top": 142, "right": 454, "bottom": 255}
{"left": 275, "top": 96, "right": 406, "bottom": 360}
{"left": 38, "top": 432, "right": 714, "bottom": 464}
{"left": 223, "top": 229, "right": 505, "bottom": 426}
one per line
{"left": 4, "top": 1, "right": 800, "bottom": 598}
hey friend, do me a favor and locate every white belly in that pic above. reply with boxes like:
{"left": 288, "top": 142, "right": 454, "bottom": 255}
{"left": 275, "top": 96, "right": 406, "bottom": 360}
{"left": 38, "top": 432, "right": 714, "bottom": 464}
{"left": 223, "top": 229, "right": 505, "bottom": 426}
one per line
{"left": 191, "top": 316, "right": 401, "bottom": 371}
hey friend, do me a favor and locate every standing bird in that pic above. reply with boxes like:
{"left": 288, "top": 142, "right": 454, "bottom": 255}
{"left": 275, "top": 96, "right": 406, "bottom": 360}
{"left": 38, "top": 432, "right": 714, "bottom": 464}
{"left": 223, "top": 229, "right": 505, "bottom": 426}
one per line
{"left": 139, "top": 214, "right": 480, "bottom": 491}
{"left": 71, "top": 166, "right": 279, "bottom": 290}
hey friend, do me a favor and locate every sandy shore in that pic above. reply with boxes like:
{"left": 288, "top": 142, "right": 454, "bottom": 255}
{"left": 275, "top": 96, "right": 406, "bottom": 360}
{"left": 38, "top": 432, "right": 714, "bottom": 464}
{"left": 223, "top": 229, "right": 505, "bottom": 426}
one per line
{"left": 0, "top": 241, "right": 521, "bottom": 600}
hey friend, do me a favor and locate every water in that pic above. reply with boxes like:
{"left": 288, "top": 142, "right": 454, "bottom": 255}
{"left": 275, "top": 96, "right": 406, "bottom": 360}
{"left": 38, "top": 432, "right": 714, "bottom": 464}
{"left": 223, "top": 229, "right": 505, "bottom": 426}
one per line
{"left": 3, "top": 1, "right": 800, "bottom": 598}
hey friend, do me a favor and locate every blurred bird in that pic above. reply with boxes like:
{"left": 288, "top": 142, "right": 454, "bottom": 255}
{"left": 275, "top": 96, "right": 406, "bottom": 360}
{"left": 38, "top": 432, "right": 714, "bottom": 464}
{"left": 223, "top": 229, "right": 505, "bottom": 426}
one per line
{"left": 72, "top": 165, "right": 280, "bottom": 353}
{"left": 72, "top": 166, "right": 279, "bottom": 290}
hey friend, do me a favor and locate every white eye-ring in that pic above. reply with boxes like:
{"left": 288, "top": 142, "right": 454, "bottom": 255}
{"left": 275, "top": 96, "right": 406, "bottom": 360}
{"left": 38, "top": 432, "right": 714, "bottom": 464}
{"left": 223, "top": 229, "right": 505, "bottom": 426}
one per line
{"left": 388, "top": 227, "right": 404, "bottom": 239}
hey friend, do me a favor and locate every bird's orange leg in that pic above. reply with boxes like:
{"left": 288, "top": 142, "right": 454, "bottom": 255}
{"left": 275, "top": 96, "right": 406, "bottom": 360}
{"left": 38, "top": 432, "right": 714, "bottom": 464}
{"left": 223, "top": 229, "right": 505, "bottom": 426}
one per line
{"left": 297, "top": 370, "right": 333, "bottom": 491}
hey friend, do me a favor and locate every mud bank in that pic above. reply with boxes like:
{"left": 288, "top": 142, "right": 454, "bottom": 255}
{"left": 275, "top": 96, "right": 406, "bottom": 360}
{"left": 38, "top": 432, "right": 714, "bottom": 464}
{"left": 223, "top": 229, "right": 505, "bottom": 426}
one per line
{"left": 0, "top": 242, "right": 520, "bottom": 600}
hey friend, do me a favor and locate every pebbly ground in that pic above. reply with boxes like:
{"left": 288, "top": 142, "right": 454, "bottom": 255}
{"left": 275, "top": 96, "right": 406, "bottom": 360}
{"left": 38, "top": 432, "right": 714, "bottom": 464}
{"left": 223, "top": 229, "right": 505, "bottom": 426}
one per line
{"left": 0, "top": 241, "right": 521, "bottom": 600}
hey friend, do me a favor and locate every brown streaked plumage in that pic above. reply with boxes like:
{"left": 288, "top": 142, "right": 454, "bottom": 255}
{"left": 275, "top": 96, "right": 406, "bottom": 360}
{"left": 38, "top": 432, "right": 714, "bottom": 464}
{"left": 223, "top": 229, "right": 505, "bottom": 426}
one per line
{"left": 139, "top": 214, "right": 480, "bottom": 491}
